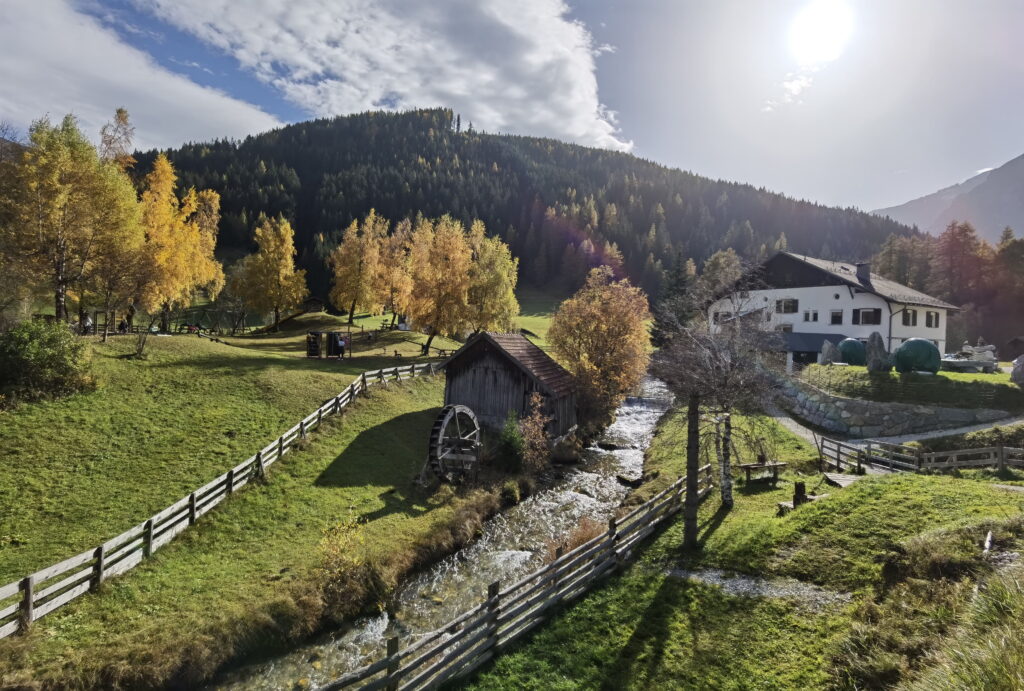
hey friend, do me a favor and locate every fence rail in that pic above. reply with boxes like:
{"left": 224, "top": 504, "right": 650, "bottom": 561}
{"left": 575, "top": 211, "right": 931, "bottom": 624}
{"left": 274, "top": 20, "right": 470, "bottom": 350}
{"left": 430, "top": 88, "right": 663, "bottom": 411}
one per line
{"left": 317, "top": 465, "right": 715, "bottom": 691}
{"left": 0, "top": 363, "right": 439, "bottom": 641}
{"left": 819, "top": 436, "right": 1024, "bottom": 475}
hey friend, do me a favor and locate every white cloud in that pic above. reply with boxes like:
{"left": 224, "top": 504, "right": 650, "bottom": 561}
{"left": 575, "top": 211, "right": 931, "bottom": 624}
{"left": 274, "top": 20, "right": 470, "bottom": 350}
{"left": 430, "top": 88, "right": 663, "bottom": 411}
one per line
{"left": 132, "top": 0, "right": 631, "bottom": 151}
{"left": 0, "top": 0, "right": 280, "bottom": 150}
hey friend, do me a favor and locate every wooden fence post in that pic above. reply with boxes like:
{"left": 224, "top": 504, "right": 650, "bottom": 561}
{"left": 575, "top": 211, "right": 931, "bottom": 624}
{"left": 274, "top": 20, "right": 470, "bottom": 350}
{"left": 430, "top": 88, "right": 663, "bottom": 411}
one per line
{"left": 188, "top": 492, "right": 197, "bottom": 525}
{"left": 255, "top": 451, "right": 266, "bottom": 481}
{"left": 999, "top": 446, "right": 1006, "bottom": 472}
{"left": 334, "top": 395, "right": 341, "bottom": 414}
{"left": 277, "top": 436, "right": 284, "bottom": 459}
{"left": 19, "top": 576, "right": 33, "bottom": 634}
{"left": 317, "top": 408, "right": 323, "bottom": 427}
{"left": 299, "top": 420, "right": 307, "bottom": 441}
{"left": 386, "top": 636, "right": 400, "bottom": 691}
{"left": 608, "top": 517, "right": 620, "bottom": 567}
{"left": 143, "top": 519, "right": 154, "bottom": 558}
{"left": 915, "top": 447, "right": 923, "bottom": 471}
{"left": 226, "top": 468, "right": 235, "bottom": 495}
{"left": 363, "top": 372, "right": 370, "bottom": 392}
{"left": 92, "top": 545, "right": 105, "bottom": 592}
{"left": 487, "top": 580, "right": 501, "bottom": 652}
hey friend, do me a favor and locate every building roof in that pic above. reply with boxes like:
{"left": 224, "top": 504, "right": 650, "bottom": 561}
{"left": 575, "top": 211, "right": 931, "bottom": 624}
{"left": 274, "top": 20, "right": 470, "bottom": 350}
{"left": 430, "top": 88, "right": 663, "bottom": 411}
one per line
{"left": 781, "top": 331, "right": 846, "bottom": 354}
{"left": 445, "top": 332, "right": 575, "bottom": 397}
{"left": 781, "top": 252, "right": 958, "bottom": 310}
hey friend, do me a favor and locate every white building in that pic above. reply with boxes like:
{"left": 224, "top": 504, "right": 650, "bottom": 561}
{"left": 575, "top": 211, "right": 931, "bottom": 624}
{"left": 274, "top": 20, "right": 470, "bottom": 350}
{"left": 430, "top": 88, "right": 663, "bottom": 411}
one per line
{"left": 708, "top": 252, "right": 958, "bottom": 370}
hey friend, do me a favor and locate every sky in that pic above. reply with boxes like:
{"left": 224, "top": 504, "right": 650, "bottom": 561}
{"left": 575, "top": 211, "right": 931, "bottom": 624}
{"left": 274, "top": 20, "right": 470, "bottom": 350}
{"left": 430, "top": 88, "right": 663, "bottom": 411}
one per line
{"left": 2, "top": 0, "right": 1022, "bottom": 211}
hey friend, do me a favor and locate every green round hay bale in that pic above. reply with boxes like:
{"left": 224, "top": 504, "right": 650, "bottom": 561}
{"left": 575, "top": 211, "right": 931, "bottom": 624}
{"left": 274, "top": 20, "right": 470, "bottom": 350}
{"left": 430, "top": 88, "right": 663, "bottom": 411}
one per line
{"left": 838, "top": 338, "right": 866, "bottom": 366}
{"left": 894, "top": 338, "right": 941, "bottom": 374}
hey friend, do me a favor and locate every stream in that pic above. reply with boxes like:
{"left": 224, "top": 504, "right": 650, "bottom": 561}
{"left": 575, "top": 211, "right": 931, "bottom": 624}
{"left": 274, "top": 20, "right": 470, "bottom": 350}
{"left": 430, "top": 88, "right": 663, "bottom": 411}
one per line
{"left": 211, "top": 377, "right": 674, "bottom": 691}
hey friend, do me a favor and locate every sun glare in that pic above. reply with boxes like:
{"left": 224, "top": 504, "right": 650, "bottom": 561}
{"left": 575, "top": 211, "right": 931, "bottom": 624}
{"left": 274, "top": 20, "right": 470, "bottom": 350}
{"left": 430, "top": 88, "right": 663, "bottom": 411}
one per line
{"left": 788, "top": 0, "right": 854, "bottom": 67}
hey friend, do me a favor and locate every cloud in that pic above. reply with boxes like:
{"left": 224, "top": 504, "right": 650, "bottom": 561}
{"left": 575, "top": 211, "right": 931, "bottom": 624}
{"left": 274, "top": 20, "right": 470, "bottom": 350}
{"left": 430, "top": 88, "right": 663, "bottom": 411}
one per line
{"left": 763, "top": 69, "right": 818, "bottom": 112}
{"left": 0, "top": 0, "right": 280, "bottom": 150}
{"left": 132, "top": 0, "right": 631, "bottom": 151}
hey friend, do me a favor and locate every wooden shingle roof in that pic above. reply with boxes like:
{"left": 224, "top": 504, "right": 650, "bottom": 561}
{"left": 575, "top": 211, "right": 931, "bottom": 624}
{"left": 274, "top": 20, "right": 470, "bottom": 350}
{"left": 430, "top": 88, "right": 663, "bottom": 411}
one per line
{"left": 445, "top": 332, "right": 575, "bottom": 398}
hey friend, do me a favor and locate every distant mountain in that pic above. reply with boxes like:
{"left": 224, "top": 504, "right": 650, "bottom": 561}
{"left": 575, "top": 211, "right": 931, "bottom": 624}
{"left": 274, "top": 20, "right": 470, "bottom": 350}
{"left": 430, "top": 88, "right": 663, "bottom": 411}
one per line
{"left": 136, "top": 108, "right": 914, "bottom": 298}
{"left": 874, "top": 153, "right": 1024, "bottom": 242}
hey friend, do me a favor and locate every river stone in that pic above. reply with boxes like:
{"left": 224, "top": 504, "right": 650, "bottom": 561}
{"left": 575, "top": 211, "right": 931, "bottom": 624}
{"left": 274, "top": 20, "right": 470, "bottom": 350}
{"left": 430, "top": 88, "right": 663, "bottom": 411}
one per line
{"left": 866, "top": 332, "right": 892, "bottom": 373}
{"left": 821, "top": 339, "right": 841, "bottom": 365}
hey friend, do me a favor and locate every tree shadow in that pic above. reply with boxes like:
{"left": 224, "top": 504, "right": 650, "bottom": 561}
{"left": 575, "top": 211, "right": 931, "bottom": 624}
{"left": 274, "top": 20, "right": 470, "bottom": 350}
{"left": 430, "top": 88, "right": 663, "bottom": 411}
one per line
{"left": 697, "top": 503, "right": 731, "bottom": 548}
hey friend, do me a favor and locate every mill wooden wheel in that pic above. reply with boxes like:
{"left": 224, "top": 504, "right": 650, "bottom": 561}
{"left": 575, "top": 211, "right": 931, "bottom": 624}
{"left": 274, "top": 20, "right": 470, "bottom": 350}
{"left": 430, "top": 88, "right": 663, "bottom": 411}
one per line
{"left": 425, "top": 404, "right": 482, "bottom": 482}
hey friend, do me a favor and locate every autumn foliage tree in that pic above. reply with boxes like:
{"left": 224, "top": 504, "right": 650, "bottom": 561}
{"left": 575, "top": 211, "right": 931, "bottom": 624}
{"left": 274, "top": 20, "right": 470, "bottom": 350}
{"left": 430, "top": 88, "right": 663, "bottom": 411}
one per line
{"left": 467, "top": 219, "right": 520, "bottom": 333}
{"left": 138, "top": 154, "right": 224, "bottom": 331}
{"left": 375, "top": 218, "right": 414, "bottom": 324}
{"left": 406, "top": 215, "right": 474, "bottom": 353}
{"left": 235, "top": 215, "right": 308, "bottom": 329}
{"left": 549, "top": 266, "right": 651, "bottom": 435}
{"left": 329, "top": 210, "right": 387, "bottom": 323}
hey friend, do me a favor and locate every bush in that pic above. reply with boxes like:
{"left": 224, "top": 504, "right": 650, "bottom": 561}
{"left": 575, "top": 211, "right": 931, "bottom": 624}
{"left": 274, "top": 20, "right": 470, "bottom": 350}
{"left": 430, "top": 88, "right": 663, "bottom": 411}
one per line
{"left": 494, "top": 411, "right": 524, "bottom": 472}
{"left": 0, "top": 320, "right": 93, "bottom": 404}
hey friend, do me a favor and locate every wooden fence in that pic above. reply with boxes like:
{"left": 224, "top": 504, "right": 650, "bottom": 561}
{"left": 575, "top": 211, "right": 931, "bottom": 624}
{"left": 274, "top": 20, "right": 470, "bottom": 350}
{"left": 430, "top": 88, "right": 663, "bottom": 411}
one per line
{"left": 0, "top": 363, "right": 439, "bottom": 641}
{"left": 317, "top": 465, "right": 715, "bottom": 691}
{"left": 819, "top": 437, "right": 1024, "bottom": 475}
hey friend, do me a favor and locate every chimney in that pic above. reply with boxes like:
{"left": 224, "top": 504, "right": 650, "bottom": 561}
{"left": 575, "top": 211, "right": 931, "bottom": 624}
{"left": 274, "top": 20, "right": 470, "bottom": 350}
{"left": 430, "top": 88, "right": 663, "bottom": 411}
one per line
{"left": 855, "top": 262, "right": 871, "bottom": 283}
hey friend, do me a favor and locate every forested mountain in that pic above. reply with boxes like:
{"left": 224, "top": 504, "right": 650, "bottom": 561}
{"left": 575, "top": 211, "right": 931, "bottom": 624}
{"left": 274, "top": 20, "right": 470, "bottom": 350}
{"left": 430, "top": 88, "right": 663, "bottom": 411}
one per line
{"left": 874, "top": 153, "right": 1024, "bottom": 243}
{"left": 136, "top": 108, "right": 913, "bottom": 298}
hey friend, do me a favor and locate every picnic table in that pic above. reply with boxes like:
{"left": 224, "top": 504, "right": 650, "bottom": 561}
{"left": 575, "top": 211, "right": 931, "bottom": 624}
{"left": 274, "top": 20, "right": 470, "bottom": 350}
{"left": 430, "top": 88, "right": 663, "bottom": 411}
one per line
{"left": 737, "top": 462, "right": 787, "bottom": 484}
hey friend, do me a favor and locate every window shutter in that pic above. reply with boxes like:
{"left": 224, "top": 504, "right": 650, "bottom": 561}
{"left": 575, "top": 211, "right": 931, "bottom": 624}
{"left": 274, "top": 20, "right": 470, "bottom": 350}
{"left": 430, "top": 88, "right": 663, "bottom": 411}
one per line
{"left": 852, "top": 310, "right": 860, "bottom": 325}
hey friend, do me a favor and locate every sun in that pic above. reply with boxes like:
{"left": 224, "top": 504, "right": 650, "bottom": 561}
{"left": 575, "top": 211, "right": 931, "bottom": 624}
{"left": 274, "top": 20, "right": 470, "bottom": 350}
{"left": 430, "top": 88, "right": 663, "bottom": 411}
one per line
{"left": 788, "top": 0, "right": 854, "bottom": 67}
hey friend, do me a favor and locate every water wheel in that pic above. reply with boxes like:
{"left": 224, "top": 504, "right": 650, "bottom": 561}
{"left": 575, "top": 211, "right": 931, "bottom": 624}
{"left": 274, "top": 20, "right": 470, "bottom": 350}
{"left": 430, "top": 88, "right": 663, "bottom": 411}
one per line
{"left": 421, "top": 404, "right": 482, "bottom": 483}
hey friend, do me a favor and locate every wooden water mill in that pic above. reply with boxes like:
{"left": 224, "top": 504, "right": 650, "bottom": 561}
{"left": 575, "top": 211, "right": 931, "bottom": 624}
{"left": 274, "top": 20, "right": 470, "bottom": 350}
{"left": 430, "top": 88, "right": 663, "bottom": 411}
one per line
{"left": 418, "top": 404, "right": 482, "bottom": 484}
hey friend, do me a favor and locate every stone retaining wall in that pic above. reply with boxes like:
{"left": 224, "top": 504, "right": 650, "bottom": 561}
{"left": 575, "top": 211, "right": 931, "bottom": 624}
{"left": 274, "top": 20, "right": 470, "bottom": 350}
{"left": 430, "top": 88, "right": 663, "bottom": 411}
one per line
{"left": 779, "top": 379, "right": 1009, "bottom": 438}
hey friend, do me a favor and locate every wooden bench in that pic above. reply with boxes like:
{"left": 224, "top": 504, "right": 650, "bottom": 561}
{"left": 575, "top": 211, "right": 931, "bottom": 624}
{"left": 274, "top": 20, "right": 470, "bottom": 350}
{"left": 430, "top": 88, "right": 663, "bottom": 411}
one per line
{"left": 738, "top": 462, "right": 787, "bottom": 484}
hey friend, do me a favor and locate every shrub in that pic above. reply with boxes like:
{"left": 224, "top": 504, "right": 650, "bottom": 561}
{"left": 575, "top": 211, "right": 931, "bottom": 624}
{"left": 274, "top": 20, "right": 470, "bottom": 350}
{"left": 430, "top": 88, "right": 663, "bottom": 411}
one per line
{"left": 519, "top": 392, "right": 551, "bottom": 473}
{"left": 494, "top": 410, "right": 524, "bottom": 472}
{"left": 0, "top": 320, "right": 93, "bottom": 403}
{"left": 500, "top": 480, "right": 521, "bottom": 506}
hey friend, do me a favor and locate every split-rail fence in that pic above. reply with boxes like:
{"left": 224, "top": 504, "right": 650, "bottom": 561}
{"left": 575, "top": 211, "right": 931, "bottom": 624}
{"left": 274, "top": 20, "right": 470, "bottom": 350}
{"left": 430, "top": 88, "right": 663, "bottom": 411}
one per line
{"left": 0, "top": 363, "right": 439, "bottom": 641}
{"left": 316, "top": 465, "right": 715, "bottom": 691}
{"left": 819, "top": 437, "right": 1024, "bottom": 474}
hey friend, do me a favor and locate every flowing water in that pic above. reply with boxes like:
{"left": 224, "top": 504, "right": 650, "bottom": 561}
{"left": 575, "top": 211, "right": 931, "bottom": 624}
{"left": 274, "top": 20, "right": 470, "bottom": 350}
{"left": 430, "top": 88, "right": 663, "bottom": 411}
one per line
{"left": 211, "top": 378, "right": 674, "bottom": 691}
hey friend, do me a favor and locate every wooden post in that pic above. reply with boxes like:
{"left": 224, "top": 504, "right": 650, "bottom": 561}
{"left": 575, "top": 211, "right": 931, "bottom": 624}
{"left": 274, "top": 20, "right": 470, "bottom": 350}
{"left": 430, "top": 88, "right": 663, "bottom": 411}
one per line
{"left": 19, "top": 576, "right": 33, "bottom": 634}
{"left": 793, "top": 482, "right": 807, "bottom": 507}
{"left": 299, "top": 420, "right": 307, "bottom": 441}
{"left": 487, "top": 580, "right": 501, "bottom": 651}
{"left": 188, "top": 492, "right": 197, "bottom": 525}
{"left": 386, "top": 636, "right": 400, "bottom": 691}
{"left": 255, "top": 451, "right": 266, "bottom": 481}
{"left": 143, "top": 519, "right": 154, "bottom": 558}
{"left": 915, "top": 447, "right": 923, "bottom": 471}
{"left": 608, "top": 516, "right": 620, "bottom": 567}
{"left": 277, "top": 436, "right": 284, "bottom": 459}
{"left": 999, "top": 446, "right": 1006, "bottom": 472}
{"left": 92, "top": 545, "right": 105, "bottom": 592}
{"left": 226, "top": 468, "right": 235, "bottom": 496}
{"left": 334, "top": 395, "right": 341, "bottom": 414}
{"left": 362, "top": 372, "right": 370, "bottom": 392}
{"left": 317, "top": 408, "right": 323, "bottom": 427}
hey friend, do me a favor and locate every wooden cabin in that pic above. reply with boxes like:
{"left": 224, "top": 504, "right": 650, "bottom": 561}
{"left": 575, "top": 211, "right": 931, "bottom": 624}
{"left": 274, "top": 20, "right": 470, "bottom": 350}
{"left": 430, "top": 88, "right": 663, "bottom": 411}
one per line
{"left": 443, "top": 332, "right": 577, "bottom": 437}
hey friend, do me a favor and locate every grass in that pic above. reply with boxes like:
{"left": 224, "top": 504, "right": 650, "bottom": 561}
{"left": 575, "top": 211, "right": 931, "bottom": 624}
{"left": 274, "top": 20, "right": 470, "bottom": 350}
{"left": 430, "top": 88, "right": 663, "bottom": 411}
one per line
{"left": 0, "top": 323, "right": 531, "bottom": 688}
{"left": 803, "top": 363, "right": 1024, "bottom": 413}
{"left": 457, "top": 404, "right": 1024, "bottom": 690}
{"left": 515, "top": 287, "right": 564, "bottom": 350}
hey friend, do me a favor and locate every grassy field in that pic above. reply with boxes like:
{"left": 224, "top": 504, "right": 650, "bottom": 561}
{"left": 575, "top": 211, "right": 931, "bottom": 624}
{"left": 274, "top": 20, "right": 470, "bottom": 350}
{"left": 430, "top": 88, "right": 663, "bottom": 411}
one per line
{"left": 803, "top": 363, "right": 1024, "bottom": 412}
{"left": 0, "top": 322, "right": 531, "bottom": 688}
{"left": 515, "top": 287, "right": 565, "bottom": 350}
{"left": 458, "top": 405, "right": 1024, "bottom": 690}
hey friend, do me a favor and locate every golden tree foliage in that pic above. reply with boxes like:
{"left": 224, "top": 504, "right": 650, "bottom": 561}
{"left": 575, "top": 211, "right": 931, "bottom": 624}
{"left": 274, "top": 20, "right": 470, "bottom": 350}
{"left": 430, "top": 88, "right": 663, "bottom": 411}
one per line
{"left": 138, "top": 154, "right": 224, "bottom": 325}
{"left": 467, "top": 219, "right": 519, "bottom": 332}
{"left": 374, "top": 218, "right": 414, "bottom": 322}
{"left": 99, "top": 107, "right": 136, "bottom": 171}
{"left": 236, "top": 215, "right": 308, "bottom": 328}
{"left": 0, "top": 115, "right": 141, "bottom": 321}
{"left": 407, "top": 215, "right": 474, "bottom": 352}
{"left": 329, "top": 209, "right": 387, "bottom": 323}
{"left": 549, "top": 266, "right": 651, "bottom": 434}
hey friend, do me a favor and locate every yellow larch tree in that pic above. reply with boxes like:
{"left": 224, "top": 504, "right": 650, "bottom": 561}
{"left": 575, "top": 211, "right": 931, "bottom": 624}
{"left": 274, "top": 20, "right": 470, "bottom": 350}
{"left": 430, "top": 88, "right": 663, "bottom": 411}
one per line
{"left": 138, "top": 154, "right": 224, "bottom": 330}
{"left": 329, "top": 209, "right": 387, "bottom": 324}
{"left": 467, "top": 220, "right": 519, "bottom": 333}
{"left": 549, "top": 266, "right": 651, "bottom": 435}
{"left": 375, "top": 217, "right": 414, "bottom": 325}
{"left": 237, "top": 215, "right": 308, "bottom": 330}
{"left": 406, "top": 215, "right": 474, "bottom": 354}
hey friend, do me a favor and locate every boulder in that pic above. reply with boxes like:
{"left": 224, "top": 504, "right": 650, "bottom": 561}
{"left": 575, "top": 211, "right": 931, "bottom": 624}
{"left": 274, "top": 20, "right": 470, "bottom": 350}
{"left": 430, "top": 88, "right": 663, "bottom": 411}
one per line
{"left": 1013, "top": 356, "right": 1024, "bottom": 388}
{"left": 821, "top": 339, "right": 841, "bottom": 365}
{"left": 866, "top": 332, "right": 892, "bottom": 373}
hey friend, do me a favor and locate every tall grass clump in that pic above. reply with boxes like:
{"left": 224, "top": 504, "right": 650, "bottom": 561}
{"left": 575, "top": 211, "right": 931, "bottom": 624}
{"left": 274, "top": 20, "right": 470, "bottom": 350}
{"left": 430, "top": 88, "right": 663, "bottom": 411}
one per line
{"left": 0, "top": 320, "right": 94, "bottom": 405}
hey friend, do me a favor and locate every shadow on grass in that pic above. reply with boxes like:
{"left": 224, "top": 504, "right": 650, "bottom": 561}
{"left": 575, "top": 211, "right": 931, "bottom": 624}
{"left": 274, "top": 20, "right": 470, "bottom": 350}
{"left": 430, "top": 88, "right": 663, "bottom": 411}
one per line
{"left": 736, "top": 479, "right": 788, "bottom": 496}
{"left": 315, "top": 408, "right": 440, "bottom": 490}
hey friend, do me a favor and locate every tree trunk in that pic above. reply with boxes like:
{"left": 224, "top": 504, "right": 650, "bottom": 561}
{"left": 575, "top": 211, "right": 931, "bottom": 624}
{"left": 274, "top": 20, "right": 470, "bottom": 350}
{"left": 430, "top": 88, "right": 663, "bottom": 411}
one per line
{"left": 348, "top": 299, "right": 357, "bottom": 326}
{"left": 719, "top": 413, "right": 734, "bottom": 509}
{"left": 683, "top": 392, "right": 701, "bottom": 550}
{"left": 54, "top": 284, "right": 67, "bottom": 323}
{"left": 273, "top": 306, "right": 281, "bottom": 332}
{"left": 160, "top": 304, "right": 171, "bottom": 333}
{"left": 422, "top": 330, "right": 436, "bottom": 356}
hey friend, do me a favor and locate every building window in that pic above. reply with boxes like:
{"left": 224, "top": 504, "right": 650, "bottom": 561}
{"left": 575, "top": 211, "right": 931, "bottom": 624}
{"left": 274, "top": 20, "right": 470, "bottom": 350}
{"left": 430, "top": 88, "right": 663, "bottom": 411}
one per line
{"left": 776, "top": 298, "right": 799, "bottom": 314}
{"left": 803, "top": 310, "right": 818, "bottom": 322}
{"left": 926, "top": 311, "right": 940, "bottom": 328}
{"left": 830, "top": 310, "right": 843, "bottom": 325}
{"left": 902, "top": 309, "right": 918, "bottom": 327}
{"left": 852, "top": 308, "right": 882, "bottom": 325}
{"left": 777, "top": 324, "right": 793, "bottom": 333}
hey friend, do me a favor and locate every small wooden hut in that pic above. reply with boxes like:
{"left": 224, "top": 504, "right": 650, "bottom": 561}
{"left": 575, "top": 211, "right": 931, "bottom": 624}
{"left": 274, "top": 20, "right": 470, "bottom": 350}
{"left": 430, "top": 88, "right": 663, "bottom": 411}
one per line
{"left": 443, "top": 332, "right": 577, "bottom": 437}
